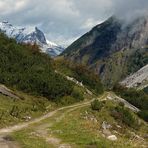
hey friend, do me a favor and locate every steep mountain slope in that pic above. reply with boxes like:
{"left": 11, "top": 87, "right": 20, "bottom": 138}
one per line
{"left": 120, "top": 64, "right": 148, "bottom": 89}
{"left": 63, "top": 16, "right": 148, "bottom": 87}
{"left": 0, "top": 33, "right": 73, "bottom": 100}
{"left": 0, "top": 21, "right": 64, "bottom": 57}
{"left": 0, "top": 32, "right": 103, "bottom": 100}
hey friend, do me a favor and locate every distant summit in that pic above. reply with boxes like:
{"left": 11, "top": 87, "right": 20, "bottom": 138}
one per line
{"left": 0, "top": 21, "right": 64, "bottom": 57}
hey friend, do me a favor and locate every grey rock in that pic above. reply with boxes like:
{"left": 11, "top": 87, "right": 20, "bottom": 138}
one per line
{"left": 102, "top": 121, "right": 112, "bottom": 130}
{"left": 107, "top": 135, "right": 117, "bottom": 141}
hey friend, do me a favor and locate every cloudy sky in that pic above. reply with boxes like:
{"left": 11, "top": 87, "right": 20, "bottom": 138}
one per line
{"left": 0, "top": 0, "right": 148, "bottom": 46}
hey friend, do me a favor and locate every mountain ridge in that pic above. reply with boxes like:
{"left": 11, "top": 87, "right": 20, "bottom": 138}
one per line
{"left": 0, "top": 21, "right": 64, "bottom": 57}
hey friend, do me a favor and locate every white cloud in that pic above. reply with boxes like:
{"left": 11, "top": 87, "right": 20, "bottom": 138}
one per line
{"left": 81, "top": 18, "right": 104, "bottom": 30}
{"left": 112, "top": 0, "right": 148, "bottom": 22}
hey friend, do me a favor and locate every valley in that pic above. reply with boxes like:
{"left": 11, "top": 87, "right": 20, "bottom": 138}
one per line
{"left": 0, "top": 10, "right": 147, "bottom": 148}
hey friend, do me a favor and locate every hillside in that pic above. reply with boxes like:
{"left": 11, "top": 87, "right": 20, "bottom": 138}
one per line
{"left": 0, "top": 32, "right": 104, "bottom": 125}
{"left": 63, "top": 16, "right": 148, "bottom": 87}
{"left": 0, "top": 32, "right": 103, "bottom": 100}
{"left": 0, "top": 33, "right": 75, "bottom": 100}
{"left": 54, "top": 57, "right": 104, "bottom": 95}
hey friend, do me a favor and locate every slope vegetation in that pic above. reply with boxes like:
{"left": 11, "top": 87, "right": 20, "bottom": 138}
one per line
{"left": 0, "top": 33, "right": 74, "bottom": 100}
{"left": 113, "top": 85, "right": 148, "bottom": 122}
{"left": 0, "top": 32, "right": 104, "bottom": 127}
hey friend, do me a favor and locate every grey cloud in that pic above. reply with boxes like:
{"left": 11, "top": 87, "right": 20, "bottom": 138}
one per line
{"left": 0, "top": 0, "right": 147, "bottom": 46}
{"left": 112, "top": 0, "right": 148, "bottom": 22}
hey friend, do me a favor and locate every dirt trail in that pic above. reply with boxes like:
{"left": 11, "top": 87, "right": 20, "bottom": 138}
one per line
{"left": 0, "top": 92, "right": 140, "bottom": 147}
{"left": 0, "top": 98, "right": 96, "bottom": 135}
{"left": 0, "top": 94, "right": 99, "bottom": 148}
{"left": 32, "top": 102, "right": 95, "bottom": 148}
{"left": 0, "top": 73, "right": 96, "bottom": 147}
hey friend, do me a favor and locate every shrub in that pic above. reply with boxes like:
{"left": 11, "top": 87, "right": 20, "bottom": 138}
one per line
{"left": 111, "top": 106, "right": 139, "bottom": 128}
{"left": 143, "top": 86, "right": 148, "bottom": 94}
{"left": 138, "top": 110, "right": 148, "bottom": 122}
{"left": 113, "top": 85, "right": 148, "bottom": 122}
{"left": 72, "top": 65, "right": 104, "bottom": 95}
{"left": 55, "top": 59, "right": 104, "bottom": 95}
{"left": 71, "top": 86, "right": 84, "bottom": 101}
{"left": 119, "top": 102, "right": 125, "bottom": 107}
{"left": 0, "top": 33, "right": 74, "bottom": 100}
{"left": 113, "top": 85, "right": 148, "bottom": 110}
{"left": 91, "top": 99, "right": 103, "bottom": 111}
{"left": 58, "top": 96, "right": 76, "bottom": 105}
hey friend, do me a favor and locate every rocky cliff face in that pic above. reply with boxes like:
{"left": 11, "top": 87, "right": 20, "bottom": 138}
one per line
{"left": 63, "top": 16, "right": 148, "bottom": 87}
{"left": 120, "top": 64, "right": 148, "bottom": 89}
{"left": 0, "top": 21, "right": 64, "bottom": 57}
{"left": 111, "top": 16, "right": 148, "bottom": 52}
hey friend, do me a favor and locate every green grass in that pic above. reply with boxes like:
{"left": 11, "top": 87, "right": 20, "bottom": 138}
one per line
{"left": 50, "top": 107, "right": 115, "bottom": 147}
{"left": 6, "top": 90, "right": 96, "bottom": 147}
{"left": 50, "top": 100, "right": 147, "bottom": 148}
{"left": 11, "top": 129, "right": 52, "bottom": 148}
{"left": 0, "top": 91, "right": 56, "bottom": 128}
{"left": 9, "top": 95, "right": 147, "bottom": 148}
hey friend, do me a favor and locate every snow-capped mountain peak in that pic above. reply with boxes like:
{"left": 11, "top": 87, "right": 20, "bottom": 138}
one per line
{"left": 0, "top": 21, "right": 64, "bottom": 57}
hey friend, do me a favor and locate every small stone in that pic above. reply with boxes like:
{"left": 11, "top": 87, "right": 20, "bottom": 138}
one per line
{"left": 102, "top": 121, "right": 111, "bottom": 130}
{"left": 107, "top": 135, "right": 117, "bottom": 141}
{"left": 116, "top": 125, "right": 122, "bottom": 128}
{"left": 103, "top": 129, "right": 111, "bottom": 136}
